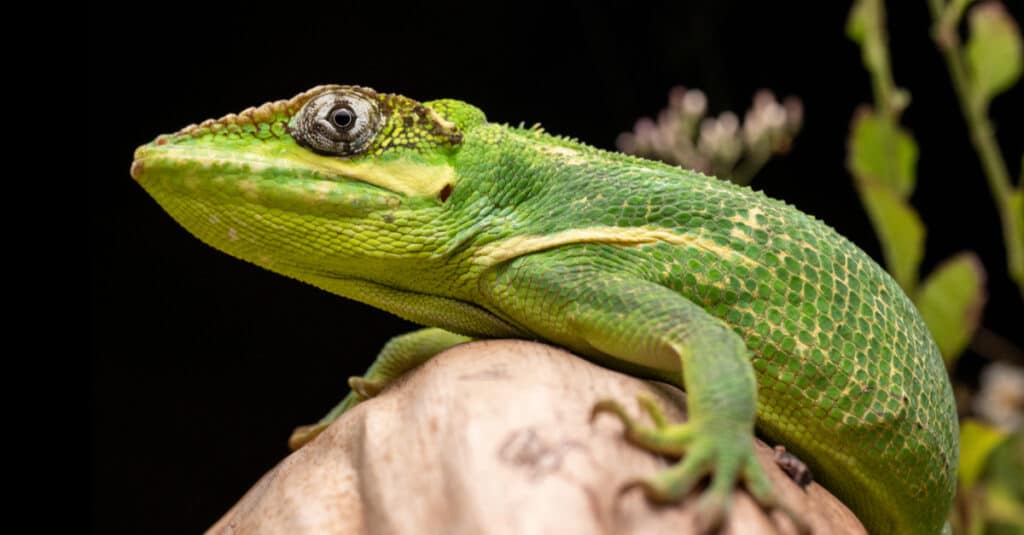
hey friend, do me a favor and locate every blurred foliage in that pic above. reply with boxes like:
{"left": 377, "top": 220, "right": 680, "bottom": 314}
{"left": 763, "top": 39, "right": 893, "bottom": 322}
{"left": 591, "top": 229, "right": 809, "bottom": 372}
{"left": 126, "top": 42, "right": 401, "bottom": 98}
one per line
{"left": 954, "top": 426, "right": 1024, "bottom": 534}
{"left": 846, "top": 108, "right": 925, "bottom": 292}
{"left": 931, "top": 0, "right": 1024, "bottom": 298}
{"left": 965, "top": 3, "right": 1023, "bottom": 112}
{"left": 847, "top": 110, "right": 918, "bottom": 198}
{"left": 982, "top": 431, "right": 1024, "bottom": 532}
{"left": 959, "top": 419, "right": 1009, "bottom": 490}
{"left": 916, "top": 254, "right": 987, "bottom": 361}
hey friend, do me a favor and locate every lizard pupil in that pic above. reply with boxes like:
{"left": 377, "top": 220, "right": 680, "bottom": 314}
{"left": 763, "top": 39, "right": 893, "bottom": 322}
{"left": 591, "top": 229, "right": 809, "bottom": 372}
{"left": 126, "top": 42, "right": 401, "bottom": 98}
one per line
{"left": 290, "top": 88, "right": 383, "bottom": 156}
{"left": 330, "top": 107, "right": 355, "bottom": 130}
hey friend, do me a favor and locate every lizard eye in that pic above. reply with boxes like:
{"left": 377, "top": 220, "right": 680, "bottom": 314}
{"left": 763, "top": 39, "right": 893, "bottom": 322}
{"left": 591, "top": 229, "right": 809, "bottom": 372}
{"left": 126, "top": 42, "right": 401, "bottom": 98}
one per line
{"left": 291, "top": 89, "right": 382, "bottom": 156}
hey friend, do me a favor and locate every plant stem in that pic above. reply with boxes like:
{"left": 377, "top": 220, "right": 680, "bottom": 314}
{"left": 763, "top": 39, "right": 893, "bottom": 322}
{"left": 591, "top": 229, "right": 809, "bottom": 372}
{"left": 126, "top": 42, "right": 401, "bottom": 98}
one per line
{"left": 927, "top": 0, "right": 1024, "bottom": 298}
{"left": 860, "top": 0, "right": 901, "bottom": 118}
{"left": 731, "top": 150, "right": 770, "bottom": 186}
{"left": 854, "top": 0, "right": 921, "bottom": 290}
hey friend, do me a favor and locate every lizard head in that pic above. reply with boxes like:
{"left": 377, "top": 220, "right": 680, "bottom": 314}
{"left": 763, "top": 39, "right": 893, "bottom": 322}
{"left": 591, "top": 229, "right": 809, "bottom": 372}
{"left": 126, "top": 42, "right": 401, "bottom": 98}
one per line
{"left": 131, "top": 85, "right": 486, "bottom": 280}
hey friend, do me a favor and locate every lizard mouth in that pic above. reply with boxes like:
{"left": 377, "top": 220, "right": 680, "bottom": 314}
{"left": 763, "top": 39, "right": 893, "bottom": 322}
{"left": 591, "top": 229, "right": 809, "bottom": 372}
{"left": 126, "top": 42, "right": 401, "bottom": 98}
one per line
{"left": 130, "top": 141, "right": 404, "bottom": 220}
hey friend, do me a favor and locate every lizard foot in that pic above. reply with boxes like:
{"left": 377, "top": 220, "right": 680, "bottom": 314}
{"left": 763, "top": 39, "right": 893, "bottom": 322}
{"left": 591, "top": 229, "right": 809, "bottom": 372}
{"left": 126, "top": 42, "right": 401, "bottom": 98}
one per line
{"left": 288, "top": 389, "right": 364, "bottom": 450}
{"left": 591, "top": 398, "right": 808, "bottom": 534}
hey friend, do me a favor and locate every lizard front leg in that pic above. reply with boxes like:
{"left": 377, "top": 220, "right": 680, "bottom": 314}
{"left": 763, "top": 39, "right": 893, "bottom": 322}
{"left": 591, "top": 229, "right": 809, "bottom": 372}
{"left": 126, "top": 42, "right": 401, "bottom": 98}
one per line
{"left": 289, "top": 328, "right": 470, "bottom": 449}
{"left": 487, "top": 256, "right": 801, "bottom": 531}
{"left": 289, "top": 278, "right": 525, "bottom": 449}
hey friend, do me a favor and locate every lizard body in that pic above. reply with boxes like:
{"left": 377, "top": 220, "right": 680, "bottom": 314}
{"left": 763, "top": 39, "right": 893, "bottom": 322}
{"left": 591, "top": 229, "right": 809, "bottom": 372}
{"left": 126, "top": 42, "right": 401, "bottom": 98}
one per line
{"left": 131, "top": 85, "right": 957, "bottom": 534}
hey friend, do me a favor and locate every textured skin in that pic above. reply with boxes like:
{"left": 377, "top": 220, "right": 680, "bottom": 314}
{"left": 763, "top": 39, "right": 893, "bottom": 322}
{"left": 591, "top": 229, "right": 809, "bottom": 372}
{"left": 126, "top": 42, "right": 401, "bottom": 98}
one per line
{"left": 132, "top": 86, "right": 957, "bottom": 534}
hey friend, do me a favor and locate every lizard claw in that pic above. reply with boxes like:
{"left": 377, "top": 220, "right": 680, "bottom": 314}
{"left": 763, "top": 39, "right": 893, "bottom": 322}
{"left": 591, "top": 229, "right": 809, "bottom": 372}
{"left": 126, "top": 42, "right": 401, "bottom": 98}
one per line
{"left": 594, "top": 396, "right": 810, "bottom": 533}
{"left": 288, "top": 391, "right": 362, "bottom": 451}
{"left": 694, "top": 491, "right": 728, "bottom": 534}
{"left": 636, "top": 394, "right": 669, "bottom": 428}
{"left": 288, "top": 422, "right": 328, "bottom": 450}
{"left": 591, "top": 395, "right": 670, "bottom": 429}
{"left": 618, "top": 478, "right": 654, "bottom": 499}
{"left": 590, "top": 399, "right": 633, "bottom": 427}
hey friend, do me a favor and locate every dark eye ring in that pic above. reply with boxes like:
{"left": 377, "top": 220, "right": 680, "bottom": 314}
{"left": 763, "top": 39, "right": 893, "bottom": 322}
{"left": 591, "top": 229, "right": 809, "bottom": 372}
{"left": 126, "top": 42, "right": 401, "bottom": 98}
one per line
{"left": 330, "top": 106, "right": 355, "bottom": 130}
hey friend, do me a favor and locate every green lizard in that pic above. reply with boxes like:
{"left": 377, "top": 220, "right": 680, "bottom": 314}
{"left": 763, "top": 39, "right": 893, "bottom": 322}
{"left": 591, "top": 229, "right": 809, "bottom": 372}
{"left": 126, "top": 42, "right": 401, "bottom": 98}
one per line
{"left": 131, "top": 85, "right": 957, "bottom": 534}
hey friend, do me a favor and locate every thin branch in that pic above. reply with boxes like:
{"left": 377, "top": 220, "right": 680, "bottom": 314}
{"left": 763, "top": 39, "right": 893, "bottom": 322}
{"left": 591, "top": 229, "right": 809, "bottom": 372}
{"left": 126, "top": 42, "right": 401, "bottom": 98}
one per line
{"left": 927, "top": 0, "right": 1024, "bottom": 298}
{"left": 861, "top": 0, "right": 903, "bottom": 119}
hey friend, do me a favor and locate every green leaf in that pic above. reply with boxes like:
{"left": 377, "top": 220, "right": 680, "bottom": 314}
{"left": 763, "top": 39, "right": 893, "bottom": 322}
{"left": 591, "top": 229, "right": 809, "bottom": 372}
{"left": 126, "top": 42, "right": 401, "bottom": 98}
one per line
{"left": 984, "top": 430, "right": 1024, "bottom": 503}
{"left": 965, "top": 2, "right": 1023, "bottom": 109}
{"left": 986, "top": 485, "right": 1024, "bottom": 528}
{"left": 846, "top": 0, "right": 870, "bottom": 45}
{"left": 848, "top": 109, "right": 919, "bottom": 198}
{"left": 856, "top": 180, "right": 925, "bottom": 292}
{"left": 914, "top": 252, "right": 987, "bottom": 365}
{"left": 959, "top": 418, "right": 1009, "bottom": 489}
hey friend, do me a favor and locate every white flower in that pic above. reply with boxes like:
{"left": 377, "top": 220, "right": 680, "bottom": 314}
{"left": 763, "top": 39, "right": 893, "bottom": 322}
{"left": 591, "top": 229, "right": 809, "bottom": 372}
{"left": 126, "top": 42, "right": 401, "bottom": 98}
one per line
{"left": 974, "top": 362, "right": 1024, "bottom": 432}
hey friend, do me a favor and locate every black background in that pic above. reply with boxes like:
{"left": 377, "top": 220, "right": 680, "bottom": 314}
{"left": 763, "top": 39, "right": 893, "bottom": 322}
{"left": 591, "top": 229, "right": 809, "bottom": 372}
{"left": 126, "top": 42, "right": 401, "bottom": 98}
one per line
{"left": 91, "top": 2, "right": 1022, "bottom": 533}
